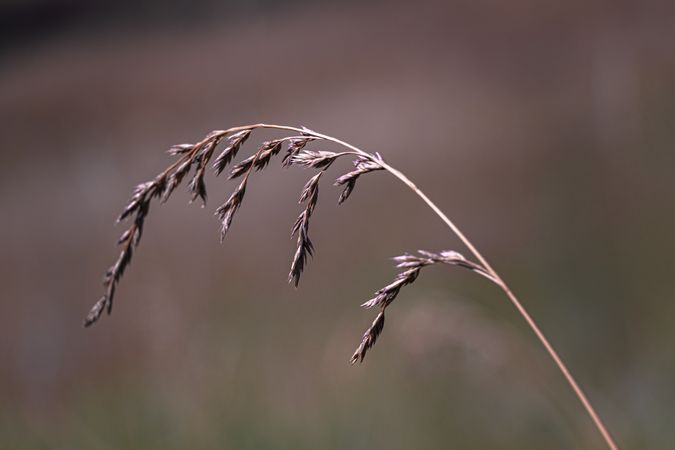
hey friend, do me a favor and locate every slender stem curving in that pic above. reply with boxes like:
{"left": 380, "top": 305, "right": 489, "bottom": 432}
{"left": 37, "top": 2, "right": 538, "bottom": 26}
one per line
{"left": 228, "top": 123, "right": 619, "bottom": 450}
{"left": 370, "top": 162, "right": 621, "bottom": 450}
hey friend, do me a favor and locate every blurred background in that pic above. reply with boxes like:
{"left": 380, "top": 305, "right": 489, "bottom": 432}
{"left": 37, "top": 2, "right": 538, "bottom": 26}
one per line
{"left": 1, "top": 0, "right": 674, "bottom": 448}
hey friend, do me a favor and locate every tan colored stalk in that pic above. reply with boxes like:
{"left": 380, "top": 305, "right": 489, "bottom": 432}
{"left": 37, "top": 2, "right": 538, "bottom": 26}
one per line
{"left": 250, "top": 123, "right": 619, "bottom": 450}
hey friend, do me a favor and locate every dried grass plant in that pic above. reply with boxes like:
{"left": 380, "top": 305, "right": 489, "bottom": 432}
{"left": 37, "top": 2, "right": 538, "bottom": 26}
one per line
{"left": 85, "top": 124, "right": 619, "bottom": 449}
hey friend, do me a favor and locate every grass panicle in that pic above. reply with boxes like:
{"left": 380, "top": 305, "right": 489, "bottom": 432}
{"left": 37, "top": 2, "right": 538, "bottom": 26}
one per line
{"left": 85, "top": 123, "right": 620, "bottom": 450}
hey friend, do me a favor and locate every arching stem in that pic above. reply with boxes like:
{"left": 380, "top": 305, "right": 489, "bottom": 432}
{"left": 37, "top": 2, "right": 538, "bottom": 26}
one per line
{"left": 366, "top": 160, "right": 620, "bottom": 450}
{"left": 238, "top": 123, "right": 619, "bottom": 450}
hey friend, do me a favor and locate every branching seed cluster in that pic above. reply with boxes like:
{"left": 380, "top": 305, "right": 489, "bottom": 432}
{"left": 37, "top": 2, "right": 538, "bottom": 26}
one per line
{"left": 351, "top": 250, "right": 499, "bottom": 363}
{"left": 86, "top": 126, "right": 496, "bottom": 364}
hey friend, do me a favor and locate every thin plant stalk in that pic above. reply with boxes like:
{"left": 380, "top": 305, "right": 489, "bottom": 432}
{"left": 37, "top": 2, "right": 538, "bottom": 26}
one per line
{"left": 373, "top": 161, "right": 620, "bottom": 450}
{"left": 242, "top": 123, "right": 619, "bottom": 450}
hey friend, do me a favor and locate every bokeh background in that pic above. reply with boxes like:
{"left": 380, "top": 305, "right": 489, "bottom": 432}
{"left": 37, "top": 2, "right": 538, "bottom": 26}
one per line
{"left": 2, "top": 0, "right": 674, "bottom": 448}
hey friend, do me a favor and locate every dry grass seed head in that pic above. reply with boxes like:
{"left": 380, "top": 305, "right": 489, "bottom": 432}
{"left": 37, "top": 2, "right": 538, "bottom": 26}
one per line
{"left": 83, "top": 124, "right": 621, "bottom": 450}
{"left": 85, "top": 126, "right": 491, "bottom": 368}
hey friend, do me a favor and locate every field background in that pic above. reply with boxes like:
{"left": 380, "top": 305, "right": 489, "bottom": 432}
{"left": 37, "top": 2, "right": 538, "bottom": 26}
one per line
{"left": 1, "top": 1, "right": 674, "bottom": 448}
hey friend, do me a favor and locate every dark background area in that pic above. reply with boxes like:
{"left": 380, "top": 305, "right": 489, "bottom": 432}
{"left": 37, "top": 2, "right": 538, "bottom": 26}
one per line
{"left": 1, "top": 0, "right": 674, "bottom": 448}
